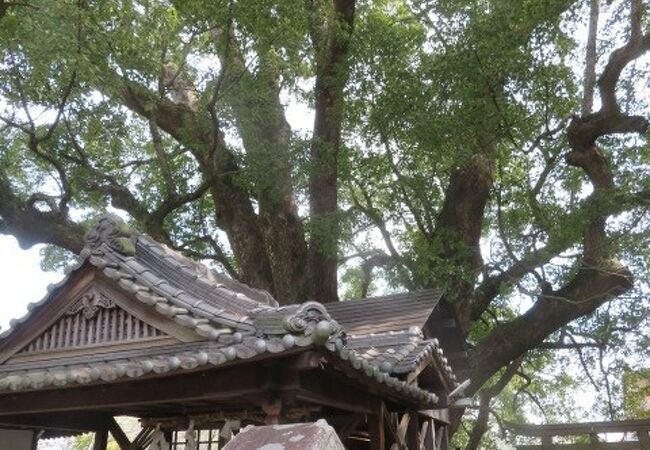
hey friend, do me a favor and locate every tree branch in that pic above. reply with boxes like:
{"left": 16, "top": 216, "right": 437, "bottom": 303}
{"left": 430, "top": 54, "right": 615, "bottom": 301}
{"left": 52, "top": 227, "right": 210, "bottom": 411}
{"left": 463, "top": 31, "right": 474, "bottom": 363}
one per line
{"left": 468, "top": 260, "right": 632, "bottom": 390}
{"left": 465, "top": 356, "right": 524, "bottom": 450}
{"left": 0, "top": 164, "right": 85, "bottom": 253}
{"left": 96, "top": 68, "right": 276, "bottom": 296}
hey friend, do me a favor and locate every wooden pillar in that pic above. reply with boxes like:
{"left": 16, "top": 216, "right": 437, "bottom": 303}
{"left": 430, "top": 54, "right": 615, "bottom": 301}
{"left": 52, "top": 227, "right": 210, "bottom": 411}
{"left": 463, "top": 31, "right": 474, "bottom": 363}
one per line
{"left": 93, "top": 428, "right": 109, "bottom": 450}
{"left": 406, "top": 411, "right": 419, "bottom": 450}
{"left": 541, "top": 436, "right": 552, "bottom": 450}
{"left": 637, "top": 429, "right": 650, "bottom": 450}
{"left": 424, "top": 419, "right": 436, "bottom": 450}
{"left": 369, "top": 405, "right": 386, "bottom": 450}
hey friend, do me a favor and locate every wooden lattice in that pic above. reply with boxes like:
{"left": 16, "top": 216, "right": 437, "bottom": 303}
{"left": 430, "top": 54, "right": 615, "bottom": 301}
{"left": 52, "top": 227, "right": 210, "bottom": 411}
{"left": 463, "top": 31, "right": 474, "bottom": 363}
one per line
{"left": 19, "top": 287, "right": 165, "bottom": 353}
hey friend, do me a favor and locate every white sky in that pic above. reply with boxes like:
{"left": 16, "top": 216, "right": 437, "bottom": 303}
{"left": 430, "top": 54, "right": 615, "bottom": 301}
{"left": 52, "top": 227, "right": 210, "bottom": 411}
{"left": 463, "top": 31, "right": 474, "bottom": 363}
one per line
{"left": 0, "top": 236, "right": 63, "bottom": 331}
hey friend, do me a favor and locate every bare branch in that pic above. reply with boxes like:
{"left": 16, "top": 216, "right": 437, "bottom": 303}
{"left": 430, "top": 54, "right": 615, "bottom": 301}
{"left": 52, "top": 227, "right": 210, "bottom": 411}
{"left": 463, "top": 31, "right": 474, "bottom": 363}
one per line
{"left": 382, "top": 138, "right": 433, "bottom": 238}
{"left": 348, "top": 179, "right": 403, "bottom": 263}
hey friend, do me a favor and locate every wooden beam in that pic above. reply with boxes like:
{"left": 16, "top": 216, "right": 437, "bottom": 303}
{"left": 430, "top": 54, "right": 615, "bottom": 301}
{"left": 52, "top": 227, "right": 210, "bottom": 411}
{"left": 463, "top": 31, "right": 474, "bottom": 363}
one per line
{"left": 108, "top": 418, "right": 132, "bottom": 450}
{"left": 0, "top": 365, "right": 261, "bottom": 416}
{"left": 517, "top": 443, "right": 640, "bottom": 450}
{"left": 130, "top": 427, "right": 155, "bottom": 450}
{"left": 508, "top": 419, "right": 650, "bottom": 436}
{"left": 438, "top": 423, "right": 449, "bottom": 450}
{"left": 419, "top": 409, "right": 450, "bottom": 424}
{"left": 297, "top": 371, "right": 380, "bottom": 414}
{"left": 395, "top": 412, "right": 410, "bottom": 449}
{"left": 0, "top": 412, "right": 109, "bottom": 432}
{"left": 424, "top": 418, "right": 436, "bottom": 450}
{"left": 406, "top": 411, "right": 419, "bottom": 450}
{"left": 93, "top": 428, "right": 109, "bottom": 450}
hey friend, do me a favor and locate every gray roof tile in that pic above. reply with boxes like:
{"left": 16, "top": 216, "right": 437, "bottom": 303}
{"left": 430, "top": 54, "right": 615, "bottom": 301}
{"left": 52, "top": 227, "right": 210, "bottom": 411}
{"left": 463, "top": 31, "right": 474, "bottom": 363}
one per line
{"left": 0, "top": 214, "right": 458, "bottom": 403}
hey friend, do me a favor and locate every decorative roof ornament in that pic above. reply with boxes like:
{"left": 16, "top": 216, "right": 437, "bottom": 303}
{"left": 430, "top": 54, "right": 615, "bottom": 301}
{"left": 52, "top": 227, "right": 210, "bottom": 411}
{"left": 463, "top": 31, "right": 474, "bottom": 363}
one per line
{"left": 251, "top": 301, "right": 342, "bottom": 344}
{"left": 82, "top": 213, "right": 137, "bottom": 256}
{"left": 66, "top": 287, "right": 115, "bottom": 320}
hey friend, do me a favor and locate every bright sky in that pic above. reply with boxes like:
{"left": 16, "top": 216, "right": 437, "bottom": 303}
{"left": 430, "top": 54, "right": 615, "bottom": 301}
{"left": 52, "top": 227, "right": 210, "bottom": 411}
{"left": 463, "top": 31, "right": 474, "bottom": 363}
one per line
{"left": 0, "top": 236, "right": 63, "bottom": 331}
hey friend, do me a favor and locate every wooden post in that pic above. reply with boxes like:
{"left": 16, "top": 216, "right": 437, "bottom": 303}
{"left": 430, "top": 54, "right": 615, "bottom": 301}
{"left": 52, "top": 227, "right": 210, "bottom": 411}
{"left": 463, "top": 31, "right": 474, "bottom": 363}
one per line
{"left": 637, "top": 429, "right": 650, "bottom": 450}
{"left": 369, "top": 404, "right": 386, "bottom": 450}
{"left": 93, "top": 428, "right": 109, "bottom": 450}
{"left": 406, "top": 411, "right": 420, "bottom": 450}
{"left": 439, "top": 425, "right": 449, "bottom": 450}
{"left": 163, "top": 430, "right": 173, "bottom": 447}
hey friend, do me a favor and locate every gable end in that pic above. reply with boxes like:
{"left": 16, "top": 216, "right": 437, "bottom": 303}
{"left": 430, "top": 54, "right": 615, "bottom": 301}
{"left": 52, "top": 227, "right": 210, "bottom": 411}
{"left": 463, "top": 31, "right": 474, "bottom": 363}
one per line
{"left": 17, "top": 286, "right": 167, "bottom": 356}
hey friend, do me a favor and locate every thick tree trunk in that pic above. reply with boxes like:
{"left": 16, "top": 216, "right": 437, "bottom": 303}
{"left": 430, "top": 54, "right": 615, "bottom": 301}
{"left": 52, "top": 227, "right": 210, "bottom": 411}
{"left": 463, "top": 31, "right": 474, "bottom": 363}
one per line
{"left": 308, "top": 0, "right": 356, "bottom": 303}
{"left": 220, "top": 46, "right": 310, "bottom": 305}
{"left": 434, "top": 153, "right": 493, "bottom": 327}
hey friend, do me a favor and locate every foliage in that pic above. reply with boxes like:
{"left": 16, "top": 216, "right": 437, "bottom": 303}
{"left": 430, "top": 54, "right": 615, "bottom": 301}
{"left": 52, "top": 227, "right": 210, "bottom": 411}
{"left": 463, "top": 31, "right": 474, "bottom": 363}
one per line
{"left": 624, "top": 369, "right": 650, "bottom": 419}
{"left": 1, "top": 1, "right": 650, "bottom": 448}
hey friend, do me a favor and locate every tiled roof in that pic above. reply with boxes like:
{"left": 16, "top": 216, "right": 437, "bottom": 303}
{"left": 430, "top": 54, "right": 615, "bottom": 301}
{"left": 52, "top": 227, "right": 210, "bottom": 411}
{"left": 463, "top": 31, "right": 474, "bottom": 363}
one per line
{"left": 0, "top": 214, "right": 459, "bottom": 404}
{"left": 345, "top": 329, "right": 456, "bottom": 382}
{"left": 326, "top": 289, "right": 443, "bottom": 335}
{"left": 327, "top": 290, "right": 457, "bottom": 382}
{"left": 0, "top": 333, "right": 440, "bottom": 406}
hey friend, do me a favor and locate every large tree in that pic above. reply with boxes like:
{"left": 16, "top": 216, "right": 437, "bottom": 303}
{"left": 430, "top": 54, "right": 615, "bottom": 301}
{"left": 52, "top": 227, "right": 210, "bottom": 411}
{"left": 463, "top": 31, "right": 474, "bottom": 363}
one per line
{"left": 0, "top": 0, "right": 649, "bottom": 445}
